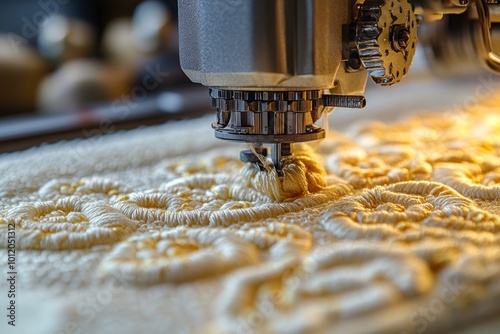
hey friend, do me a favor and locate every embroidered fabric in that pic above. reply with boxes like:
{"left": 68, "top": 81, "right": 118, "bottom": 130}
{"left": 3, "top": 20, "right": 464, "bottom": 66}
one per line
{"left": 2, "top": 97, "right": 500, "bottom": 334}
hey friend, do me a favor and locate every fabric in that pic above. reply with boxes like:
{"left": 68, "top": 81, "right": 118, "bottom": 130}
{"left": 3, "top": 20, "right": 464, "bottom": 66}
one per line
{"left": 2, "top": 95, "right": 500, "bottom": 334}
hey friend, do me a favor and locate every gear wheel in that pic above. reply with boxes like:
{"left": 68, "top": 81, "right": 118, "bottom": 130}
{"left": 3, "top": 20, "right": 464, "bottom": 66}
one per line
{"left": 354, "top": 0, "right": 418, "bottom": 85}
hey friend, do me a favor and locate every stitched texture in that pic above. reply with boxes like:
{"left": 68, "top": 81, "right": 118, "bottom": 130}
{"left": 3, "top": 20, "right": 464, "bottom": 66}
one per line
{"left": 2, "top": 98, "right": 500, "bottom": 334}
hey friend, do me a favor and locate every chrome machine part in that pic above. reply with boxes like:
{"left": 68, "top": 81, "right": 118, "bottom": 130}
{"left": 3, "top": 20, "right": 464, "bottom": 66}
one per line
{"left": 353, "top": 0, "right": 419, "bottom": 85}
{"left": 210, "top": 89, "right": 326, "bottom": 144}
{"left": 178, "top": 0, "right": 500, "bottom": 172}
{"left": 474, "top": 0, "right": 500, "bottom": 72}
{"left": 412, "top": 0, "right": 469, "bottom": 21}
{"left": 420, "top": 0, "right": 500, "bottom": 76}
{"left": 210, "top": 88, "right": 365, "bottom": 170}
{"left": 178, "top": 0, "right": 363, "bottom": 90}
{"left": 178, "top": 0, "right": 369, "bottom": 170}
{"left": 419, "top": 12, "right": 486, "bottom": 76}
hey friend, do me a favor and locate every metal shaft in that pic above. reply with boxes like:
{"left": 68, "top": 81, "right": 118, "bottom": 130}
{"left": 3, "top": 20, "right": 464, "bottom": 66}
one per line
{"left": 270, "top": 143, "right": 293, "bottom": 170}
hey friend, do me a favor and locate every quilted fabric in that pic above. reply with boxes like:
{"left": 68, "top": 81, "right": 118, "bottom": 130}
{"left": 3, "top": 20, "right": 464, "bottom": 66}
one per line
{"left": 1, "top": 96, "right": 500, "bottom": 334}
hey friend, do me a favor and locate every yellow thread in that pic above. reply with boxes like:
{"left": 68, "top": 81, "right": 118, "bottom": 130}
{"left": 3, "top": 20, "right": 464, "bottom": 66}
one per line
{"left": 239, "top": 145, "right": 328, "bottom": 201}
{"left": 320, "top": 182, "right": 500, "bottom": 246}
{"left": 433, "top": 163, "right": 500, "bottom": 200}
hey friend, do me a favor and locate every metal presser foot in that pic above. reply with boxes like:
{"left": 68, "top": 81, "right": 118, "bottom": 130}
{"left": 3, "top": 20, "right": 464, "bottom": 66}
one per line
{"left": 269, "top": 143, "right": 293, "bottom": 170}
{"left": 211, "top": 88, "right": 365, "bottom": 174}
{"left": 239, "top": 143, "right": 293, "bottom": 173}
{"left": 211, "top": 88, "right": 328, "bottom": 175}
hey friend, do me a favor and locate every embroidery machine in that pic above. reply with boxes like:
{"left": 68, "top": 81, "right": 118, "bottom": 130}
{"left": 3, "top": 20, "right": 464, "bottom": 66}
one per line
{"left": 177, "top": 0, "right": 500, "bottom": 171}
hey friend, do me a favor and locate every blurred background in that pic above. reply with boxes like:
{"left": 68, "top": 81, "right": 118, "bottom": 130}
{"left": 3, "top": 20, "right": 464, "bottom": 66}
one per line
{"left": 0, "top": 0, "right": 208, "bottom": 153}
{"left": 0, "top": 0, "right": 495, "bottom": 154}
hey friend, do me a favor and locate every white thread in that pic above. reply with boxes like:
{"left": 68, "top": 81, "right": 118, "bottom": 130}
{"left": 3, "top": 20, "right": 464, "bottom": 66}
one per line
{"left": 0, "top": 197, "right": 136, "bottom": 250}
{"left": 99, "top": 227, "right": 260, "bottom": 284}
{"left": 213, "top": 243, "right": 432, "bottom": 333}
{"left": 37, "top": 177, "right": 131, "bottom": 205}
{"left": 233, "top": 222, "right": 312, "bottom": 258}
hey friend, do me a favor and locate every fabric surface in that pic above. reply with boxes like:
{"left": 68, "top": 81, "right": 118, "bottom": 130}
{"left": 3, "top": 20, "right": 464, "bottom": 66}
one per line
{"left": 2, "top": 95, "right": 500, "bottom": 334}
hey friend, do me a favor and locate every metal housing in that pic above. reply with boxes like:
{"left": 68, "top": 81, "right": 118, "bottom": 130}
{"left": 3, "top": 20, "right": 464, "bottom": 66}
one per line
{"left": 178, "top": 0, "right": 364, "bottom": 91}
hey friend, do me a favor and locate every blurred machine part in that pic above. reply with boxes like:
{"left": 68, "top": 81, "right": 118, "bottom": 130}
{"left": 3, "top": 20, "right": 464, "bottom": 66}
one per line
{"left": 38, "top": 1, "right": 181, "bottom": 113}
{"left": 38, "top": 15, "right": 97, "bottom": 66}
{"left": 0, "top": 0, "right": 180, "bottom": 117}
{"left": 0, "top": 35, "right": 48, "bottom": 115}
{"left": 101, "top": 18, "right": 138, "bottom": 63}
{"left": 177, "top": 0, "right": 500, "bottom": 171}
{"left": 420, "top": 9, "right": 500, "bottom": 76}
{"left": 132, "top": 0, "right": 172, "bottom": 53}
{"left": 102, "top": 0, "right": 173, "bottom": 63}
{"left": 37, "top": 59, "right": 135, "bottom": 111}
